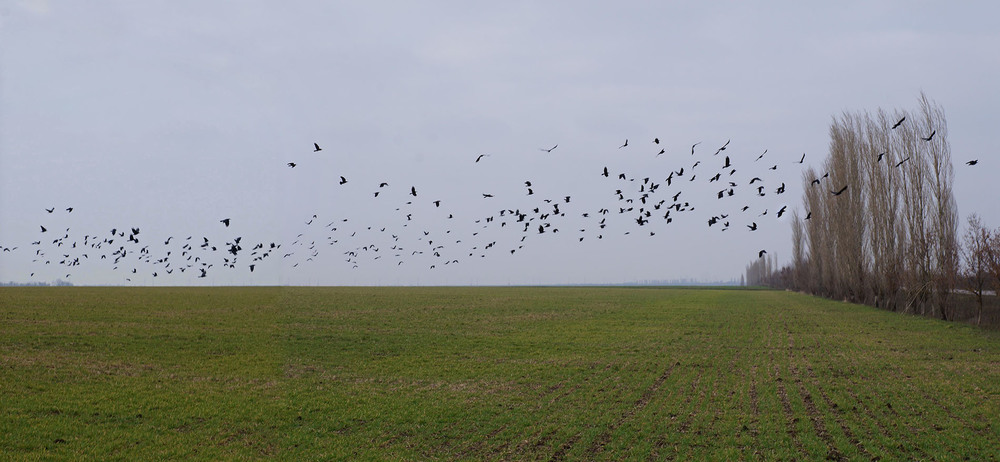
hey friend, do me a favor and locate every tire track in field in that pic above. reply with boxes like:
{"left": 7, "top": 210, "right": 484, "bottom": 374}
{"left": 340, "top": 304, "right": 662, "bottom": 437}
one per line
{"left": 786, "top": 330, "right": 846, "bottom": 461}
{"left": 799, "top": 354, "right": 870, "bottom": 459}
{"left": 455, "top": 424, "right": 508, "bottom": 459}
{"left": 772, "top": 345, "right": 808, "bottom": 458}
{"left": 585, "top": 362, "right": 677, "bottom": 458}
{"left": 827, "top": 356, "right": 932, "bottom": 460}
{"left": 646, "top": 360, "right": 708, "bottom": 461}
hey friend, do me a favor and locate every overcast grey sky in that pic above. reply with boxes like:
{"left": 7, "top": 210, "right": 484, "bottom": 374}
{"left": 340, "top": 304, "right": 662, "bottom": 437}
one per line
{"left": 1, "top": 1, "right": 997, "bottom": 286}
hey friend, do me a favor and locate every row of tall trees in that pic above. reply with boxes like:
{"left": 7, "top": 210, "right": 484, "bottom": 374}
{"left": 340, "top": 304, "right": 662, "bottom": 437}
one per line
{"left": 748, "top": 94, "right": 962, "bottom": 320}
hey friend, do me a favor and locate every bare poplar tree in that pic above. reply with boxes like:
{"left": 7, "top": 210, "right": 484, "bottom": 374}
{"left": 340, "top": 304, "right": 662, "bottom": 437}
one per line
{"left": 790, "top": 209, "right": 806, "bottom": 291}
{"left": 961, "top": 214, "right": 991, "bottom": 325}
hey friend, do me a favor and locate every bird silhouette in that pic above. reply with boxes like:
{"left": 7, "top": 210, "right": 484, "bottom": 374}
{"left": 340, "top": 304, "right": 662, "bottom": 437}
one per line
{"left": 540, "top": 144, "right": 558, "bottom": 152}
{"left": 410, "top": 186, "right": 417, "bottom": 197}
{"left": 45, "top": 208, "right": 54, "bottom": 213}
{"left": 755, "top": 150, "right": 767, "bottom": 162}
{"left": 777, "top": 206, "right": 787, "bottom": 218}
{"left": 40, "top": 226, "right": 47, "bottom": 233}
{"left": 796, "top": 153, "right": 805, "bottom": 164}
{"left": 691, "top": 142, "right": 701, "bottom": 155}
{"left": 714, "top": 139, "right": 730, "bottom": 155}
{"left": 339, "top": 176, "right": 348, "bottom": 185}
{"left": 831, "top": 185, "right": 848, "bottom": 196}
{"left": 877, "top": 152, "right": 886, "bottom": 162}
{"left": 313, "top": 143, "right": 322, "bottom": 152}
{"left": 475, "top": 154, "right": 488, "bottom": 163}
{"left": 220, "top": 218, "right": 230, "bottom": 227}
{"left": 653, "top": 138, "right": 660, "bottom": 144}
{"left": 287, "top": 162, "right": 296, "bottom": 168}
{"left": 966, "top": 160, "right": 978, "bottom": 166}
{"left": 891, "top": 117, "right": 905, "bottom": 129}
{"left": 921, "top": 131, "right": 935, "bottom": 141}
{"left": 759, "top": 249, "right": 767, "bottom": 258}
{"left": 747, "top": 222, "right": 758, "bottom": 231}
{"left": 619, "top": 139, "right": 629, "bottom": 149}
{"left": 895, "top": 157, "right": 910, "bottom": 168}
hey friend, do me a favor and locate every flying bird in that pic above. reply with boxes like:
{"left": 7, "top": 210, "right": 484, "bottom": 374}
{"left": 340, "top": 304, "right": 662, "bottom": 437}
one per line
{"left": 619, "top": 139, "right": 629, "bottom": 149}
{"left": 877, "top": 152, "right": 886, "bottom": 162}
{"left": 410, "top": 186, "right": 417, "bottom": 197}
{"left": 895, "top": 157, "right": 911, "bottom": 168}
{"left": 891, "top": 117, "right": 905, "bottom": 129}
{"left": 287, "top": 162, "right": 296, "bottom": 168}
{"left": 796, "top": 153, "right": 805, "bottom": 164}
{"left": 45, "top": 208, "right": 54, "bottom": 213}
{"left": 921, "top": 130, "right": 936, "bottom": 141}
{"left": 831, "top": 185, "right": 848, "bottom": 196}
{"left": 220, "top": 218, "right": 230, "bottom": 227}
{"left": 966, "top": 160, "right": 978, "bottom": 166}
{"left": 313, "top": 142, "right": 322, "bottom": 152}
{"left": 653, "top": 137, "right": 660, "bottom": 144}
{"left": 755, "top": 150, "right": 767, "bottom": 162}
{"left": 777, "top": 206, "right": 787, "bottom": 218}
{"left": 540, "top": 144, "right": 558, "bottom": 152}
{"left": 714, "top": 139, "right": 730, "bottom": 155}
{"left": 339, "top": 176, "right": 348, "bottom": 185}
{"left": 475, "top": 154, "right": 488, "bottom": 163}
{"left": 691, "top": 142, "right": 701, "bottom": 155}
{"left": 759, "top": 250, "right": 767, "bottom": 258}
{"left": 40, "top": 226, "right": 47, "bottom": 233}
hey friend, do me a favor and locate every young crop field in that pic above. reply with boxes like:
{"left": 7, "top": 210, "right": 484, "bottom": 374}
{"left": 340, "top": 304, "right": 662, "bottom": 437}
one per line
{"left": 1, "top": 286, "right": 998, "bottom": 460}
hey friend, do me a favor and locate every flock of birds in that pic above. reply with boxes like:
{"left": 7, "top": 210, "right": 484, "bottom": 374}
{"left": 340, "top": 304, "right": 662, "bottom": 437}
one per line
{"left": 1, "top": 119, "right": 978, "bottom": 284}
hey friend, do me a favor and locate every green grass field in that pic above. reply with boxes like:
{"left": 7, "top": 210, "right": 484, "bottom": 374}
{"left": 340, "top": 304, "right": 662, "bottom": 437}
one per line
{"left": 1, "top": 287, "right": 998, "bottom": 460}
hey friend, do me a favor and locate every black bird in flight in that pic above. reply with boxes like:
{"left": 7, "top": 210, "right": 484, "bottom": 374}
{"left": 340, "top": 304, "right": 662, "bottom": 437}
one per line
{"left": 755, "top": 150, "right": 767, "bottom": 162}
{"left": 40, "top": 226, "right": 47, "bottom": 233}
{"left": 339, "top": 176, "right": 348, "bottom": 185}
{"left": 759, "top": 249, "right": 767, "bottom": 258}
{"left": 619, "top": 139, "right": 629, "bottom": 149}
{"left": 895, "top": 157, "right": 911, "bottom": 168}
{"left": 540, "top": 144, "right": 558, "bottom": 152}
{"left": 831, "top": 185, "right": 848, "bottom": 196}
{"left": 691, "top": 142, "right": 701, "bottom": 155}
{"left": 656, "top": 149, "right": 665, "bottom": 156}
{"left": 747, "top": 222, "right": 758, "bottom": 231}
{"left": 410, "top": 186, "right": 417, "bottom": 197}
{"left": 220, "top": 218, "right": 230, "bottom": 227}
{"left": 653, "top": 137, "right": 660, "bottom": 144}
{"left": 891, "top": 117, "right": 905, "bottom": 129}
{"left": 796, "top": 153, "right": 805, "bottom": 164}
{"left": 877, "top": 152, "right": 886, "bottom": 162}
{"left": 714, "top": 139, "right": 730, "bottom": 155}
{"left": 66, "top": 207, "right": 73, "bottom": 213}
{"left": 777, "top": 206, "right": 787, "bottom": 218}
{"left": 805, "top": 211, "right": 812, "bottom": 220}
{"left": 966, "top": 160, "right": 978, "bottom": 166}
{"left": 475, "top": 154, "right": 488, "bottom": 163}
{"left": 313, "top": 142, "right": 322, "bottom": 152}
{"left": 482, "top": 193, "right": 493, "bottom": 198}
{"left": 287, "top": 162, "right": 296, "bottom": 168}
{"left": 45, "top": 207, "right": 54, "bottom": 213}
{"left": 723, "top": 156, "right": 731, "bottom": 168}
{"left": 921, "top": 130, "right": 936, "bottom": 141}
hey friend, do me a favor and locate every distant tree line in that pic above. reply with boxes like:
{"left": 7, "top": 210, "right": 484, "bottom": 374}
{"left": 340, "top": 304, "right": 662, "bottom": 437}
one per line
{"left": 0, "top": 279, "right": 74, "bottom": 287}
{"left": 747, "top": 94, "right": 999, "bottom": 326}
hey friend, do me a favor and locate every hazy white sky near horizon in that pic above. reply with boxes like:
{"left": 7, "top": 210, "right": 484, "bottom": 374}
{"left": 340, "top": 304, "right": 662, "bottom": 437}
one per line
{"left": 1, "top": 1, "right": 997, "bottom": 286}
